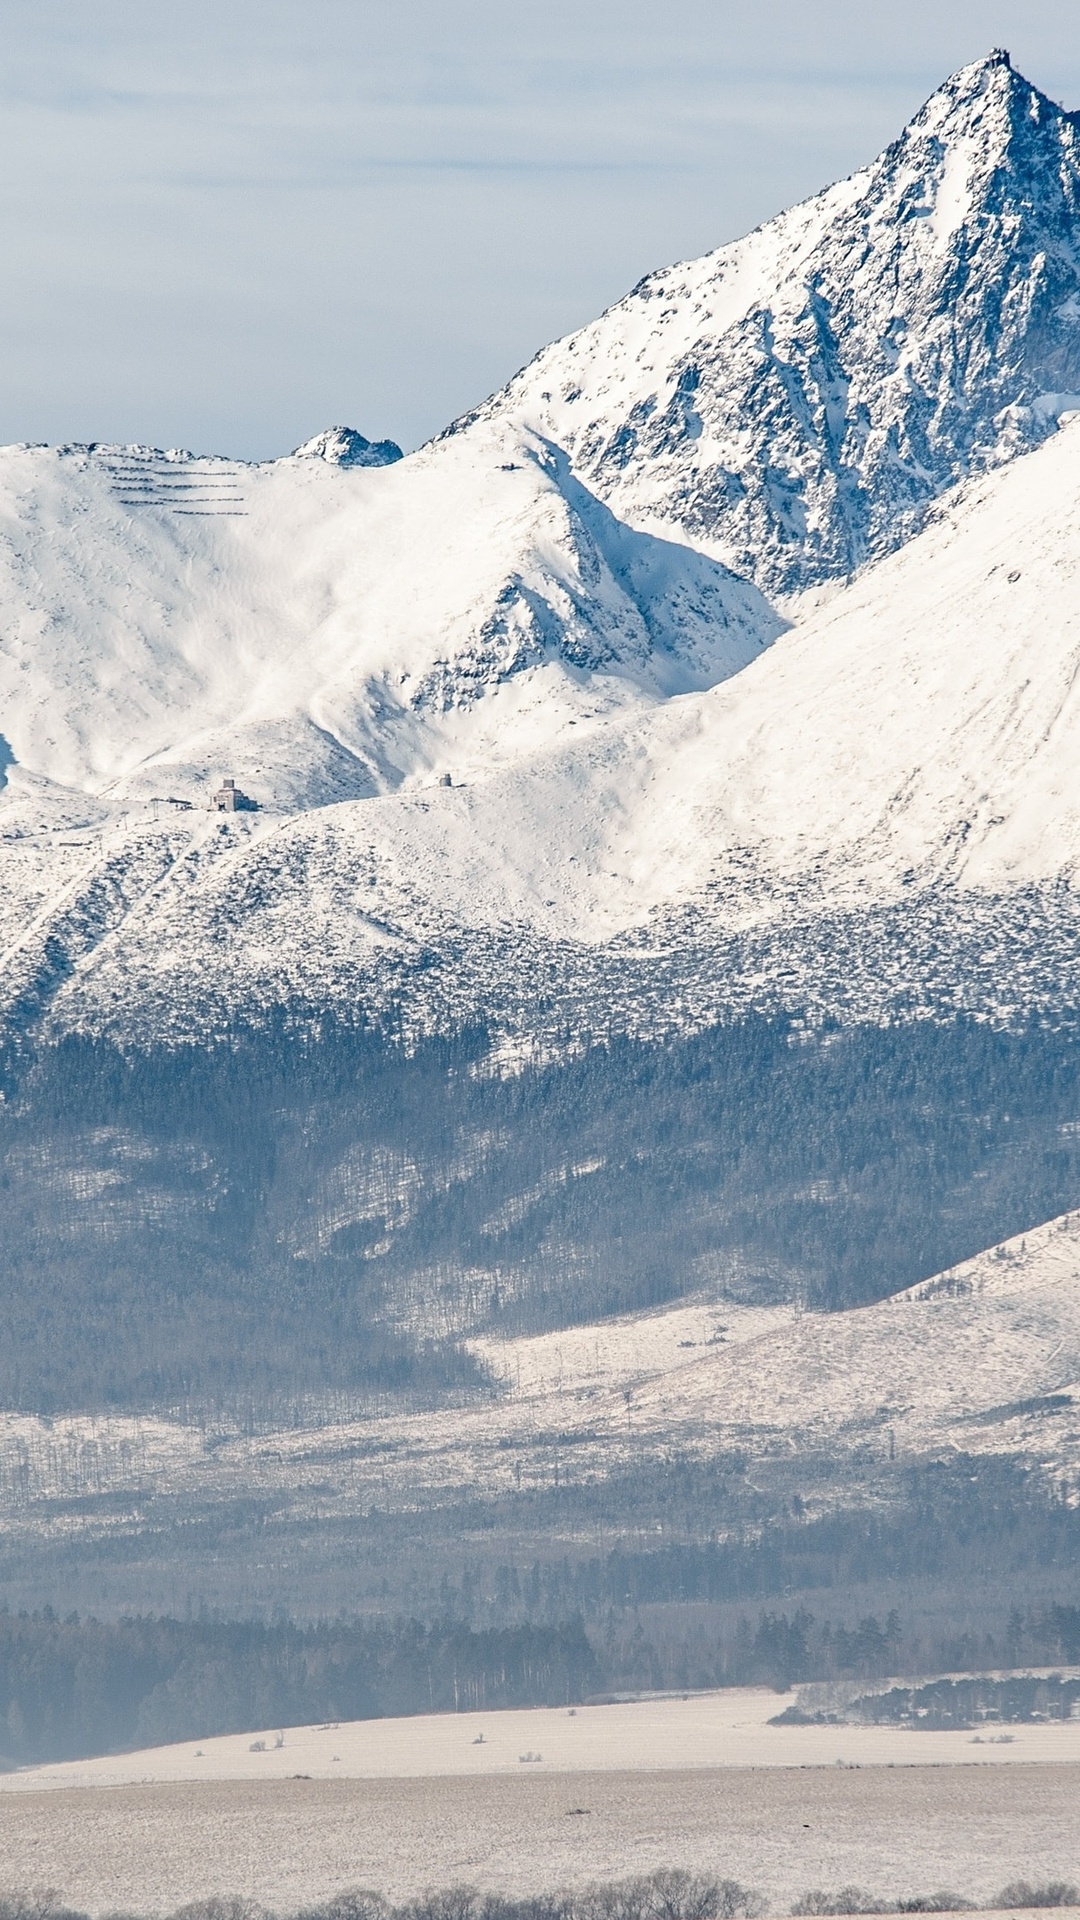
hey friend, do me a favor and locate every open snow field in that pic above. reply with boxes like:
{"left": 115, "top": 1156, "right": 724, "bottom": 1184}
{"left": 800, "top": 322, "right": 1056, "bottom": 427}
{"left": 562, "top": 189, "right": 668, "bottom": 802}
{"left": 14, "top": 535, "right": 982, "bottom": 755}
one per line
{"left": 0, "top": 1756, "right": 1077, "bottom": 1914}
{"left": 2, "top": 1695, "right": 1079, "bottom": 1913}
{"left": 8, "top": 1688, "right": 1080, "bottom": 1792}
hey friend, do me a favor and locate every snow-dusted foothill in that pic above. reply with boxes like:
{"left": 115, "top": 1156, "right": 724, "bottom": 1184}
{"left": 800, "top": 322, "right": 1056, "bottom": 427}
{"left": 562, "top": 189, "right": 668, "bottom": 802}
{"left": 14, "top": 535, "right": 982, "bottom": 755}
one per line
{"left": 3, "top": 1209, "right": 1079, "bottom": 1562}
{"left": 464, "top": 51, "right": 1080, "bottom": 599}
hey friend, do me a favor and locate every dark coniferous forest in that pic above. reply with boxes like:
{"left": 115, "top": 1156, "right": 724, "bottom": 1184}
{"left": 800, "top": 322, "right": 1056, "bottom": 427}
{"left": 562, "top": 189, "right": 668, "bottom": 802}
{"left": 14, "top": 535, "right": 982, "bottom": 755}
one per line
{"left": 3, "top": 1592, "right": 1080, "bottom": 1766}
{"left": 2, "top": 1014, "right": 1078, "bottom": 1412}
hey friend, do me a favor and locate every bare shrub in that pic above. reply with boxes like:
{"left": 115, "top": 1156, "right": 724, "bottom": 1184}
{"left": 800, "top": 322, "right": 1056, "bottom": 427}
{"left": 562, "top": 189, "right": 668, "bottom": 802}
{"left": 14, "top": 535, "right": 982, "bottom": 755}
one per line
{"left": 643, "top": 1873, "right": 724, "bottom": 1920}
{"left": 0, "top": 1895, "right": 89, "bottom": 1920}
{"left": 897, "top": 1900, "right": 976, "bottom": 1914}
{"left": 294, "top": 1895, "right": 389, "bottom": 1920}
{"left": 480, "top": 1899, "right": 573, "bottom": 1920}
{"left": 170, "top": 1901, "right": 270, "bottom": 1920}
{"left": 993, "top": 1886, "right": 1080, "bottom": 1911}
{"left": 575, "top": 1875, "right": 762, "bottom": 1920}
{"left": 793, "top": 1893, "right": 893, "bottom": 1916}
{"left": 712, "top": 1884, "right": 766, "bottom": 1920}
{"left": 396, "top": 1889, "right": 481, "bottom": 1920}
{"left": 574, "top": 1880, "right": 655, "bottom": 1920}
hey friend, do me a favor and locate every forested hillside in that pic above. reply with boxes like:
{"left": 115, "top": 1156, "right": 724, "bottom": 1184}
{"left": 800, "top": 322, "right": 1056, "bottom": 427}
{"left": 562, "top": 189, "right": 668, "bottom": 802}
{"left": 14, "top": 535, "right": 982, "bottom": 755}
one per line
{"left": 3, "top": 1014, "right": 1079, "bottom": 1413}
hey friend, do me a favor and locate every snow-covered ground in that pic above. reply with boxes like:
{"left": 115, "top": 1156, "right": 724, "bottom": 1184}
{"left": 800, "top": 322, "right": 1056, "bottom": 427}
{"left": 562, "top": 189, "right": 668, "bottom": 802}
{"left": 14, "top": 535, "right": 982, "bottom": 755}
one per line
{"left": 468, "top": 53, "right": 1080, "bottom": 600}
{"left": 1, "top": 61, "right": 1080, "bottom": 1047}
{"left": 2, "top": 1209, "right": 1077, "bottom": 1554}
{"left": 0, "top": 1744, "right": 1077, "bottom": 1916}
{"left": 4, "top": 405, "right": 1080, "bottom": 1046}
{"left": 0, "top": 422, "right": 775, "bottom": 817}
{"left": 6, "top": 1687, "right": 1080, "bottom": 1792}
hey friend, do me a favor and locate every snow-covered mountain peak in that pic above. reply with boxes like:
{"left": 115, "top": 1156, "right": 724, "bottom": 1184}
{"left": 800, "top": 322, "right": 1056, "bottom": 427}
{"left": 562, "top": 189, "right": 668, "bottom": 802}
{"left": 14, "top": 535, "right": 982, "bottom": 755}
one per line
{"left": 6, "top": 55, "right": 1080, "bottom": 1051}
{"left": 0, "top": 420, "right": 779, "bottom": 817}
{"left": 12, "top": 410, "right": 1080, "bottom": 1057}
{"left": 880, "top": 45, "right": 1078, "bottom": 238}
{"left": 291, "top": 426, "right": 403, "bottom": 468}
{"left": 462, "top": 53, "right": 1080, "bottom": 602}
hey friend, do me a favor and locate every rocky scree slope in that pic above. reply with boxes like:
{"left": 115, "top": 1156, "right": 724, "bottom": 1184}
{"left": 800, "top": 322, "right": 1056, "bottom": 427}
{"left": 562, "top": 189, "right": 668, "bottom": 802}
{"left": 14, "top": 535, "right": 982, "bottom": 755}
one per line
{"left": 462, "top": 51, "right": 1080, "bottom": 600}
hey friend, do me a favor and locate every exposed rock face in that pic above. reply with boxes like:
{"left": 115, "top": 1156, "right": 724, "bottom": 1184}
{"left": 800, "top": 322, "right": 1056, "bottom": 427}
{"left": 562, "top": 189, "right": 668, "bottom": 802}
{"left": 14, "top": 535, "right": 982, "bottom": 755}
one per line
{"left": 292, "top": 425, "right": 404, "bottom": 467}
{"left": 464, "top": 52, "right": 1080, "bottom": 598}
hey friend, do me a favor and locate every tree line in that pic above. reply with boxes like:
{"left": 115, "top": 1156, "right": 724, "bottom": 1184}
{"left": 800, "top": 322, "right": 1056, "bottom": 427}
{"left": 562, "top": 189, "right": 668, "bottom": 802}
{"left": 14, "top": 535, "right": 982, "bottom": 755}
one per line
{"left": 0, "top": 1612, "right": 597, "bottom": 1765}
{"left": 2, "top": 1868, "right": 1078, "bottom": 1920}
{"left": 3, "top": 1597, "right": 1079, "bottom": 1765}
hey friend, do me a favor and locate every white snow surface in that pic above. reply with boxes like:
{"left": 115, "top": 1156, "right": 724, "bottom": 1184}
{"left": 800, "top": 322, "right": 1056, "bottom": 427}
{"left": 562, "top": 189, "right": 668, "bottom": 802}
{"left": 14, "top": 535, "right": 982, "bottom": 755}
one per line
{"left": 1, "top": 55, "right": 1079, "bottom": 1040}
{"left": 4, "top": 409, "right": 1079, "bottom": 1044}
{"left": 3, "top": 1751, "right": 1080, "bottom": 1920}
{"left": 365, "top": 411, "right": 1080, "bottom": 934}
{"left": 8, "top": 1690, "right": 1080, "bottom": 1792}
{"left": 2, "top": 1209, "right": 1078, "bottom": 1552}
{"left": 465, "top": 51, "right": 1080, "bottom": 598}
{"left": 0, "top": 423, "right": 776, "bottom": 814}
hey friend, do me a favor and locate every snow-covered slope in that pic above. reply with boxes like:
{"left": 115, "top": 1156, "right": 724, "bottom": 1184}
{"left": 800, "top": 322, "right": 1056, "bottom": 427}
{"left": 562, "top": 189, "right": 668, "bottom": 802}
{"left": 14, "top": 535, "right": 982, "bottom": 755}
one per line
{"left": 0, "top": 422, "right": 777, "bottom": 814}
{"left": 14, "top": 408, "right": 1080, "bottom": 1046}
{"left": 492, "top": 1209, "right": 1080, "bottom": 1469}
{"left": 3, "top": 1210, "right": 1078, "bottom": 1549}
{"left": 463, "top": 51, "right": 1080, "bottom": 599}
{"left": 4, "top": 56, "right": 1080, "bottom": 1048}
{"left": 403, "top": 403, "right": 1080, "bottom": 923}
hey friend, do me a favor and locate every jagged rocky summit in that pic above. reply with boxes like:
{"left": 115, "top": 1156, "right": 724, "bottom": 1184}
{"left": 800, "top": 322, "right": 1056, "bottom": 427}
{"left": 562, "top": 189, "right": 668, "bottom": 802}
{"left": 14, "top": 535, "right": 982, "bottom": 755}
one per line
{"left": 462, "top": 51, "right": 1080, "bottom": 599}
{"left": 292, "top": 425, "right": 403, "bottom": 468}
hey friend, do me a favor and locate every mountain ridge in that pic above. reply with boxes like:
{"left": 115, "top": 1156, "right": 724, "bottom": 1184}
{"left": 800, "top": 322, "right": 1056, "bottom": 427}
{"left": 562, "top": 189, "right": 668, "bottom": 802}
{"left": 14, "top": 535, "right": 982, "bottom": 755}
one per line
{"left": 460, "top": 50, "right": 1080, "bottom": 599}
{"left": 7, "top": 406, "right": 1078, "bottom": 1053}
{"left": 0, "top": 422, "right": 777, "bottom": 818}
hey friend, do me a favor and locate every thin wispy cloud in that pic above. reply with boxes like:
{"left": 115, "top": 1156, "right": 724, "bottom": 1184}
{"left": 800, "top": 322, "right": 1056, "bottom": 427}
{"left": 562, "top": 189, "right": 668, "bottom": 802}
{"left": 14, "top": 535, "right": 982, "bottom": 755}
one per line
{"left": 0, "top": 0, "right": 1077, "bottom": 456}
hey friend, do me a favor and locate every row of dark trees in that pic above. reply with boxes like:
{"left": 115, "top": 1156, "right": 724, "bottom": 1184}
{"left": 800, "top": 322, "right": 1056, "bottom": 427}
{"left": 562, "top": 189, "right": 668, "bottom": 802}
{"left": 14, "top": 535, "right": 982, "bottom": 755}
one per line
{"left": 0, "top": 1612, "right": 597, "bottom": 1764}
{"left": 3, "top": 1598, "right": 1079, "bottom": 1764}
{"left": 598, "top": 1603, "right": 1080, "bottom": 1696}
{"left": 430, "top": 1456, "right": 1080, "bottom": 1632}
{"left": 792, "top": 1669, "right": 1080, "bottom": 1728}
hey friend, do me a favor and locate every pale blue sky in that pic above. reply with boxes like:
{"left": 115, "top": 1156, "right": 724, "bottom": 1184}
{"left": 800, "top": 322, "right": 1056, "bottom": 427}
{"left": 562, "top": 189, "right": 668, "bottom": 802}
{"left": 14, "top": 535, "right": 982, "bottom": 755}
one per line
{"left": 1, "top": 1, "right": 1077, "bottom": 458}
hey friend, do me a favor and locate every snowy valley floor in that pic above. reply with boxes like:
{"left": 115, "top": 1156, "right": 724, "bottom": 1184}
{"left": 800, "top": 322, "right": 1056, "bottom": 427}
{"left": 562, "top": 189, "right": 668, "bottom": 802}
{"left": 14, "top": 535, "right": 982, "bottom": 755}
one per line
{"left": 6, "top": 1687, "right": 1080, "bottom": 1790}
{"left": 0, "top": 1719, "right": 1077, "bottom": 1915}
